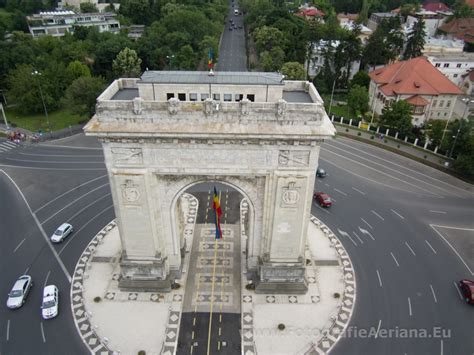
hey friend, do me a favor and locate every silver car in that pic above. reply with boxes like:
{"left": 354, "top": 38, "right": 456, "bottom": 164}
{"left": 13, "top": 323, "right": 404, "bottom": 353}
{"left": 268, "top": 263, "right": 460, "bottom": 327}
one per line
{"left": 51, "top": 223, "right": 73, "bottom": 243}
{"left": 7, "top": 275, "right": 33, "bottom": 309}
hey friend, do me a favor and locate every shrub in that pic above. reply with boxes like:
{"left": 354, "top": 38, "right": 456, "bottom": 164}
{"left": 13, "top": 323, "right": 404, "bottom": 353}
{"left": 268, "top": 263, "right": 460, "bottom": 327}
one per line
{"left": 138, "top": 351, "right": 146, "bottom": 355}
{"left": 370, "top": 135, "right": 374, "bottom": 140}
{"left": 345, "top": 128, "right": 349, "bottom": 132}
{"left": 397, "top": 144, "right": 400, "bottom": 148}
{"left": 333, "top": 292, "right": 341, "bottom": 298}
{"left": 384, "top": 139, "right": 388, "bottom": 143}
{"left": 357, "top": 132, "right": 361, "bottom": 136}
{"left": 278, "top": 323, "right": 286, "bottom": 330}
{"left": 94, "top": 296, "right": 102, "bottom": 303}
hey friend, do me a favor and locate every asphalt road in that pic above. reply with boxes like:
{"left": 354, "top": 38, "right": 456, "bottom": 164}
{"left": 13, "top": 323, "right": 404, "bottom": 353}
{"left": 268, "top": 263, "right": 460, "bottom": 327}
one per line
{"left": 0, "top": 134, "right": 473, "bottom": 354}
{"left": 215, "top": 0, "right": 247, "bottom": 72}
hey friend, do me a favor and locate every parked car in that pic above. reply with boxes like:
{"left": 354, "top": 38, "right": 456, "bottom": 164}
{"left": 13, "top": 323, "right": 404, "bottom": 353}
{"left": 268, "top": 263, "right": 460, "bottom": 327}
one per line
{"left": 316, "top": 167, "right": 326, "bottom": 178}
{"left": 459, "top": 279, "right": 474, "bottom": 305}
{"left": 41, "top": 285, "right": 59, "bottom": 319}
{"left": 51, "top": 223, "right": 73, "bottom": 243}
{"left": 314, "top": 192, "right": 332, "bottom": 207}
{"left": 6, "top": 275, "right": 33, "bottom": 309}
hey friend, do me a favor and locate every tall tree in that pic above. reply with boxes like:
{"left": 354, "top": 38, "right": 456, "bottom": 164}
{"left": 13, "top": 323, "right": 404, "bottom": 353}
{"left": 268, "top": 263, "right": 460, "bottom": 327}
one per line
{"left": 281, "top": 61, "right": 306, "bottom": 80}
{"left": 63, "top": 76, "right": 106, "bottom": 117}
{"left": 112, "top": 47, "right": 142, "bottom": 78}
{"left": 379, "top": 100, "right": 413, "bottom": 136}
{"left": 347, "top": 84, "right": 369, "bottom": 117}
{"left": 403, "top": 17, "right": 426, "bottom": 60}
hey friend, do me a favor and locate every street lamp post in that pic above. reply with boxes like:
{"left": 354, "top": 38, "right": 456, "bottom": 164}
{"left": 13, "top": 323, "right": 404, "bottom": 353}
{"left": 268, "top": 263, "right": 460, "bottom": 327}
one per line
{"left": 32, "top": 70, "right": 51, "bottom": 134}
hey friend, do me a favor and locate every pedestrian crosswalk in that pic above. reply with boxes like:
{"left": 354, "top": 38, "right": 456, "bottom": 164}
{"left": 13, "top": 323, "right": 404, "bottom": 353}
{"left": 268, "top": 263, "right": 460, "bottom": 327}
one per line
{"left": 0, "top": 139, "right": 18, "bottom": 153}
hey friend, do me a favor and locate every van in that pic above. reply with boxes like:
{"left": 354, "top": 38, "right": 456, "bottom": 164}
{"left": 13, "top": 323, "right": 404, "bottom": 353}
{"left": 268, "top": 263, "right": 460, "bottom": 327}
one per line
{"left": 234, "top": 9, "right": 239, "bottom": 15}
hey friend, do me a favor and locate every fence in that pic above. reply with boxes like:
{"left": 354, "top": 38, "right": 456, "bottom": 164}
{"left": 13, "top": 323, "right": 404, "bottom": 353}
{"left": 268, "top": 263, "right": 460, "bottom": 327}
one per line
{"left": 330, "top": 114, "right": 450, "bottom": 158}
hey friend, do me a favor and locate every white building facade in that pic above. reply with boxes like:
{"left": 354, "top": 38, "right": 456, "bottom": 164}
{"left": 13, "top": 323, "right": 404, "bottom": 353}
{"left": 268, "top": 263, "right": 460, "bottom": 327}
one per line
{"left": 27, "top": 10, "right": 120, "bottom": 37}
{"left": 426, "top": 53, "right": 474, "bottom": 89}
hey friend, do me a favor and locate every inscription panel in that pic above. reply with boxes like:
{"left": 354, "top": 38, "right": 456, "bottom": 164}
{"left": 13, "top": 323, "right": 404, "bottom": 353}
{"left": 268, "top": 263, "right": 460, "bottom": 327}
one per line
{"left": 152, "top": 148, "right": 272, "bottom": 168}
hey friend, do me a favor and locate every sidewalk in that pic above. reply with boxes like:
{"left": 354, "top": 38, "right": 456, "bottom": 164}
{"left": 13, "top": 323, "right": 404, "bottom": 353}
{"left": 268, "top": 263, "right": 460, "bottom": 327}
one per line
{"left": 71, "top": 196, "right": 356, "bottom": 355}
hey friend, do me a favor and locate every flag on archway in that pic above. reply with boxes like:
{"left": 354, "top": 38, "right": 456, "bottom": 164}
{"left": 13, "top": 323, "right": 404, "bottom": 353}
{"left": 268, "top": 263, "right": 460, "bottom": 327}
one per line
{"left": 208, "top": 47, "right": 214, "bottom": 69}
{"left": 213, "top": 186, "right": 222, "bottom": 239}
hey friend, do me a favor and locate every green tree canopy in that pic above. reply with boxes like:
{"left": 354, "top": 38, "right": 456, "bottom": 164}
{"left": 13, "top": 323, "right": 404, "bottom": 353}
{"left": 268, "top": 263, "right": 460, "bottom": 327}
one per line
{"left": 80, "top": 2, "right": 98, "bottom": 13}
{"left": 63, "top": 76, "right": 106, "bottom": 117}
{"left": 347, "top": 84, "right": 369, "bottom": 116}
{"left": 379, "top": 100, "right": 413, "bottom": 135}
{"left": 281, "top": 61, "right": 306, "bottom": 80}
{"left": 350, "top": 71, "right": 370, "bottom": 88}
{"left": 112, "top": 47, "right": 142, "bottom": 78}
{"left": 403, "top": 17, "right": 426, "bottom": 60}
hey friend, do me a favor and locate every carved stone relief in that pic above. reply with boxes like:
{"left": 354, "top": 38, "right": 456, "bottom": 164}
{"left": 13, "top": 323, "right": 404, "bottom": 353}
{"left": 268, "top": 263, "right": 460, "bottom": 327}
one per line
{"left": 168, "top": 97, "right": 180, "bottom": 115}
{"left": 278, "top": 150, "right": 310, "bottom": 167}
{"left": 121, "top": 179, "right": 141, "bottom": 204}
{"left": 240, "top": 98, "right": 250, "bottom": 116}
{"left": 276, "top": 99, "right": 287, "bottom": 117}
{"left": 112, "top": 147, "right": 143, "bottom": 165}
{"left": 281, "top": 180, "right": 300, "bottom": 207}
{"left": 132, "top": 97, "right": 144, "bottom": 115}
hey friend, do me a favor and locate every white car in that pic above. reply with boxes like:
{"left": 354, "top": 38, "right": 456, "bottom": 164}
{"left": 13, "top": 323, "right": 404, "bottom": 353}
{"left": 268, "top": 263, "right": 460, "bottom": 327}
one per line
{"left": 6, "top": 275, "right": 33, "bottom": 309}
{"left": 51, "top": 223, "right": 73, "bottom": 243}
{"left": 41, "top": 285, "right": 59, "bottom": 319}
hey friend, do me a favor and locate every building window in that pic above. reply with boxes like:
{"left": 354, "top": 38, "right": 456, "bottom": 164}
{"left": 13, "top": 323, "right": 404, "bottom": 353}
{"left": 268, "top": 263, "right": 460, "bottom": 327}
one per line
{"left": 223, "top": 94, "right": 232, "bottom": 102}
{"left": 443, "top": 63, "right": 449, "bottom": 68}
{"left": 444, "top": 112, "right": 447, "bottom": 116}
{"left": 213, "top": 93, "right": 220, "bottom": 101}
{"left": 247, "top": 94, "right": 255, "bottom": 102}
{"left": 453, "top": 74, "right": 458, "bottom": 78}
{"left": 200, "top": 93, "right": 209, "bottom": 101}
{"left": 432, "top": 100, "right": 437, "bottom": 107}
{"left": 412, "top": 105, "right": 425, "bottom": 114}
{"left": 178, "top": 93, "right": 186, "bottom": 101}
{"left": 457, "top": 63, "right": 461, "bottom": 68}
{"left": 446, "top": 100, "right": 451, "bottom": 107}
{"left": 167, "top": 93, "right": 175, "bottom": 100}
{"left": 189, "top": 93, "right": 198, "bottom": 101}
{"left": 439, "top": 100, "right": 444, "bottom": 108}
{"left": 435, "top": 63, "right": 440, "bottom": 67}
{"left": 235, "top": 94, "right": 244, "bottom": 102}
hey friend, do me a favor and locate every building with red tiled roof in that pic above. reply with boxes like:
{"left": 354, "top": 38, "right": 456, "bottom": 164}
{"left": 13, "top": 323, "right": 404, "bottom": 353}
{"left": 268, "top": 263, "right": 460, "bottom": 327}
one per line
{"left": 438, "top": 18, "right": 474, "bottom": 44}
{"left": 295, "top": 6, "right": 325, "bottom": 22}
{"left": 369, "top": 56, "right": 463, "bottom": 125}
{"left": 423, "top": 2, "right": 451, "bottom": 12}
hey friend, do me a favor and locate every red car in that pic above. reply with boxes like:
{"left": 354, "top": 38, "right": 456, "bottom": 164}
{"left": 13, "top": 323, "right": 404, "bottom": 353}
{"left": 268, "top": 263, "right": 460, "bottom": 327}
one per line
{"left": 314, "top": 192, "right": 332, "bottom": 207}
{"left": 459, "top": 279, "right": 474, "bottom": 305}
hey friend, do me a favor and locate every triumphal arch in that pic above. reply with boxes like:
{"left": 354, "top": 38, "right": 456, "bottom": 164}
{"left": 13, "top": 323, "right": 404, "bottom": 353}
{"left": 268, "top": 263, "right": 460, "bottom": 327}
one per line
{"left": 84, "top": 71, "right": 335, "bottom": 294}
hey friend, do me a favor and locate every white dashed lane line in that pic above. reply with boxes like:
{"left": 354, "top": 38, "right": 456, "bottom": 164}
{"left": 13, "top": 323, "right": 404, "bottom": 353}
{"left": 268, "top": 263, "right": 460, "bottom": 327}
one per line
{"left": 390, "top": 252, "right": 400, "bottom": 267}
{"left": 405, "top": 241, "right": 416, "bottom": 256}
{"left": 351, "top": 187, "right": 366, "bottom": 195}
{"left": 390, "top": 209, "right": 405, "bottom": 219}
{"left": 334, "top": 188, "right": 347, "bottom": 196}
{"left": 425, "top": 240, "right": 437, "bottom": 254}
{"left": 430, "top": 284, "right": 438, "bottom": 303}
{"left": 429, "top": 210, "right": 447, "bottom": 214}
{"left": 6, "top": 319, "right": 10, "bottom": 341}
{"left": 453, "top": 282, "right": 463, "bottom": 300}
{"left": 408, "top": 297, "right": 412, "bottom": 316}
{"left": 13, "top": 238, "right": 26, "bottom": 253}
{"left": 376, "top": 270, "right": 383, "bottom": 287}
{"left": 371, "top": 210, "right": 385, "bottom": 221}
{"left": 360, "top": 218, "right": 373, "bottom": 230}
{"left": 40, "top": 322, "right": 46, "bottom": 343}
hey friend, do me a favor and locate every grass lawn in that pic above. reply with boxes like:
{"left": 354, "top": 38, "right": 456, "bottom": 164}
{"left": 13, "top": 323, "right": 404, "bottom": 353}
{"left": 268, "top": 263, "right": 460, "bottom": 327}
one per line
{"left": 5, "top": 107, "right": 88, "bottom": 132}
{"left": 327, "top": 104, "right": 352, "bottom": 119}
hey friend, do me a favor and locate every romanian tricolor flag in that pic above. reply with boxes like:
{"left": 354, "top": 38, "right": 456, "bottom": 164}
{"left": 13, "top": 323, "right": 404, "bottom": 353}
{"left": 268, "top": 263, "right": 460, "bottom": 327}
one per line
{"left": 208, "top": 47, "right": 214, "bottom": 69}
{"left": 213, "top": 186, "right": 222, "bottom": 239}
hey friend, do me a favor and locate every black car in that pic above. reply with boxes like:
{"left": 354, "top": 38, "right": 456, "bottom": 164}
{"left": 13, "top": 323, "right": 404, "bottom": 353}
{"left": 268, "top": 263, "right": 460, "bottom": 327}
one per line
{"left": 316, "top": 167, "right": 326, "bottom": 178}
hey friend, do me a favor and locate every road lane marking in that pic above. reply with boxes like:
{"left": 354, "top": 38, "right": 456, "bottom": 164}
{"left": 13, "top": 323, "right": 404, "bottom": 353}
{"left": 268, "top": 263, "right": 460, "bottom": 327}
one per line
{"left": 371, "top": 210, "right": 385, "bottom": 221}
{"left": 376, "top": 270, "right": 383, "bottom": 287}
{"left": 353, "top": 232, "right": 364, "bottom": 244}
{"left": 6, "top": 157, "right": 105, "bottom": 164}
{"left": 390, "top": 252, "right": 400, "bottom": 267}
{"left": 65, "top": 193, "right": 111, "bottom": 223}
{"left": 324, "top": 139, "right": 470, "bottom": 196}
{"left": 0, "top": 163, "right": 105, "bottom": 171}
{"left": 408, "top": 297, "right": 412, "bottom": 316}
{"left": 0, "top": 170, "right": 72, "bottom": 283}
{"left": 43, "top": 270, "right": 51, "bottom": 288}
{"left": 40, "top": 183, "right": 109, "bottom": 224}
{"left": 352, "top": 187, "right": 366, "bottom": 195}
{"left": 6, "top": 319, "right": 10, "bottom": 341}
{"left": 334, "top": 188, "right": 347, "bottom": 196}
{"left": 58, "top": 205, "right": 114, "bottom": 255}
{"left": 338, "top": 229, "right": 357, "bottom": 246}
{"left": 430, "top": 224, "right": 473, "bottom": 276}
{"left": 425, "top": 240, "right": 437, "bottom": 254}
{"left": 430, "top": 284, "right": 438, "bottom": 303}
{"left": 358, "top": 227, "right": 375, "bottom": 241}
{"left": 191, "top": 331, "right": 195, "bottom": 339}
{"left": 360, "top": 218, "right": 373, "bottom": 230}
{"left": 429, "top": 210, "right": 447, "bottom": 214}
{"left": 453, "top": 282, "right": 463, "bottom": 300}
{"left": 24, "top": 267, "right": 30, "bottom": 274}
{"left": 193, "top": 317, "right": 196, "bottom": 326}
{"left": 374, "top": 320, "right": 382, "bottom": 339}
{"left": 440, "top": 339, "right": 444, "bottom": 355}
{"left": 405, "top": 242, "right": 416, "bottom": 256}
{"left": 13, "top": 238, "right": 26, "bottom": 253}
{"left": 320, "top": 148, "right": 443, "bottom": 197}
{"left": 390, "top": 209, "right": 405, "bottom": 219}
{"left": 40, "top": 322, "right": 46, "bottom": 343}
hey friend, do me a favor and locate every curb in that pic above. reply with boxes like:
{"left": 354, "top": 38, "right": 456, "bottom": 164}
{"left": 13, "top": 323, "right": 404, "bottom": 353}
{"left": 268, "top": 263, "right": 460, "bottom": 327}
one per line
{"left": 70, "top": 221, "right": 116, "bottom": 355}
